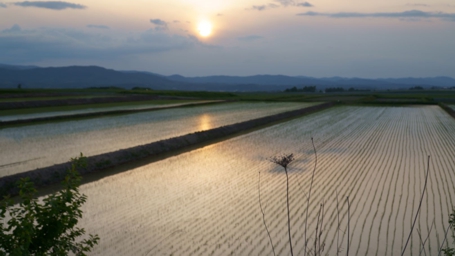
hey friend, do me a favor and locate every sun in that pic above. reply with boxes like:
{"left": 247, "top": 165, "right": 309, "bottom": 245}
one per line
{"left": 197, "top": 21, "right": 212, "bottom": 37}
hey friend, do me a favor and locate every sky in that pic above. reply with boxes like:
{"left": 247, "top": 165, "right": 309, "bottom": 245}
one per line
{"left": 0, "top": 0, "right": 454, "bottom": 78}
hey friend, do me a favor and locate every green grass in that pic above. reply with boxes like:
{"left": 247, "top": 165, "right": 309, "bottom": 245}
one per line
{"left": 0, "top": 88, "right": 237, "bottom": 100}
{"left": 0, "top": 95, "right": 117, "bottom": 102}
{"left": 3, "top": 88, "right": 455, "bottom": 108}
{"left": 0, "top": 88, "right": 121, "bottom": 94}
{"left": 118, "top": 89, "right": 237, "bottom": 98}
{"left": 0, "top": 100, "right": 199, "bottom": 116}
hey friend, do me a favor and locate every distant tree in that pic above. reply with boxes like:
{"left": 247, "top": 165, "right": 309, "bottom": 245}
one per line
{"left": 0, "top": 154, "right": 99, "bottom": 255}
{"left": 88, "top": 86, "right": 124, "bottom": 90}
{"left": 348, "top": 87, "right": 371, "bottom": 92}
{"left": 17, "top": 84, "right": 22, "bottom": 90}
{"left": 302, "top": 86, "right": 316, "bottom": 92}
{"left": 284, "top": 86, "right": 298, "bottom": 92}
{"left": 284, "top": 86, "right": 316, "bottom": 93}
{"left": 409, "top": 86, "right": 424, "bottom": 90}
{"left": 325, "top": 87, "right": 345, "bottom": 93}
{"left": 132, "top": 87, "right": 152, "bottom": 91}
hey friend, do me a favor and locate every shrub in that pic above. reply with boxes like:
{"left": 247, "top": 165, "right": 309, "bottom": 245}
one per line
{"left": 0, "top": 154, "right": 99, "bottom": 255}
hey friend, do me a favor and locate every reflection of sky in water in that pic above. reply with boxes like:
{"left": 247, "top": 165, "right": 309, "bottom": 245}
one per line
{"left": 0, "top": 102, "right": 309, "bottom": 141}
{"left": 0, "top": 101, "right": 216, "bottom": 122}
{"left": 0, "top": 102, "right": 313, "bottom": 176}
{"left": 198, "top": 114, "right": 212, "bottom": 131}
{"left": 71, "top": 105, "right": 455, "bottom": 256}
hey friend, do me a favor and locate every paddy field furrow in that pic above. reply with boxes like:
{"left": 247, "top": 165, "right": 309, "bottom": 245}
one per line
{"left": 10, "top": 105, "right": 452, "bottom": 256}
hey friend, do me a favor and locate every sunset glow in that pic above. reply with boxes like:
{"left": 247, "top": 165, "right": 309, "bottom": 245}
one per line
{"left": 0, "top": 0, "right": 453, "bottom": 77}
{"left": 197, "top": 21, "right": 212, "bottom": 37}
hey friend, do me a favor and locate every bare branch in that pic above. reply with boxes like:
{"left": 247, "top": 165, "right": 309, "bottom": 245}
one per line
{"left": 347, "top": 196, "right": 351, "bottom": 256}
{"left": 269, "top": 154, "right": 295, "bottom": 256}
{"left": 437, "top": 224, "right": 452, "bottom": 256}
{"left": 336, "top": 190, "right": 341, "bottom": 256}
{"left": 401, "top": 155, "right": 431, "bottom": 256}
{"left": 304, "top": 137, "right": 318, "bottom": 256}
{"left": 418, "top": 220, "right": 434, "bottom": 256}
{"left": 258, "top": 172, "right": 276, "bottom": 256}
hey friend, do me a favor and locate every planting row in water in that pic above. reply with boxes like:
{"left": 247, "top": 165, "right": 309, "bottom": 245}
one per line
{"left": 73, "top": 105, "right": 455, "bottom": 255}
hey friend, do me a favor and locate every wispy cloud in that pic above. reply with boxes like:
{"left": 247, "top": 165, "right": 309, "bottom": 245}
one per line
{"left": 150, "top": 19, "right": 168, "bottom": 31}
{"left": 0, "top": 25, "right": 203, "bottom": 63}
{"left": 248, "top": 4, "right": 279, "bottom": 11}
{"left": 406, "top": 3, "right": 429, "bottom": 7}
{"left": 275, "top": 0, "right": 294, "bottom": 6}
{"left": 297, "top": 10, "right": 455, "bottom": 21}
{"left": 248, "top": 1, "right": 312, "bottom": 11}
{"left": 276, "top": 0, "right": 312, "bottom": 7}
{"left": 237, "top": 35, "right": 264, "bottom": 41}
{"left": 87, "top": 24, "right": 110, "bottom": 29}
{"left": 2, "top": 24, "right": 22, "bottom": 33}
{"left": 0, "top": 3, "right": 7, "bottom": 8}
{"left": 14, "top": 1, "right": 86, "bottom": 10}
{"left": 297, "top": 2, "right": 313, "bottom": 7}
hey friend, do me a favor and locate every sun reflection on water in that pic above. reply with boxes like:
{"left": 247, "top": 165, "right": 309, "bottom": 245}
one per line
{"left": 198, "top": 114, "right": 212, "bottom": 131}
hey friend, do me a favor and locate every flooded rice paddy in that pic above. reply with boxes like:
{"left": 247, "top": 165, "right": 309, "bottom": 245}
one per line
{"left": 74, "top": 105, "right": 455, "bottom": 255}
{"left": 0, "top": 102, "right": 314, "bottom": 177}
{"left": 0, "top": 100, "right": 219, "bottom": 122}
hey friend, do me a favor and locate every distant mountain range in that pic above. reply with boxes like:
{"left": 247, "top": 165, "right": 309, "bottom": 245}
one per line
{"left": 0, "top": 64, "right": 454, "bottom": 92}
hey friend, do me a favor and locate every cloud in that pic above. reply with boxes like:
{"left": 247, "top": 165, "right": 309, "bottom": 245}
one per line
{"left": 0, "top": 25, "right": 203, "bottom": 63}
{"left": 275, "top": 0, "right": 294, "bottom": 6}
{"left": 150, "top": 19, "right": 168, "bottom": 31}
{"left": 297, "top": 10, "right": 455, "bottom": 21}
{"left": 14, "top": 1, "right": 86, "bottom": 10}
{"left": 87, "top": 24, "right": 110, "bottom": 29}
{"left": 248, "top": 4, "right": 279, "bottom": 11}
{"left": 2, "top": 24, "right": 22, "bottom": 33}
{"left": 0, "top": 3, "right": 7, "bottom": 8}
{"left": 237, "top": 35, "right": 264, "bottom": 41}
{"left": 297, "top": 2, "right": 313, "bottom": 7}
{"left": 276, "top": 0, "right": 313, "bottom": 7}
{"left": 248, "top": 1, "right": 312, "bottom": 10}
{"left": 406, "top": 3, "right": 429, "bottom": 7}
{"left": 150, "top": 19, "right": 167, "bottom": 26}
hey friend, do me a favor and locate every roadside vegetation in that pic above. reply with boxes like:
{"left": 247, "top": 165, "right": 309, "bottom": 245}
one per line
{"left": 0, "top": 155, "right": 99, "bottom": 255}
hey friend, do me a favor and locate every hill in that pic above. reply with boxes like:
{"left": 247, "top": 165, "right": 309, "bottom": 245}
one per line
{"left": 1, "top": 64, "right": 454, "bottom": 91}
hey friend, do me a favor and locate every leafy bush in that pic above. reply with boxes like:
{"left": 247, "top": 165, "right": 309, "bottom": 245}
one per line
{"left": 0, "top": 154, "right": 99, "bottom": 255}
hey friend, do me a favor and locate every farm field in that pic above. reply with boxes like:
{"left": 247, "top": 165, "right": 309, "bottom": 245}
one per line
{"left": 74, "top": 105, "right": 455, "bottom": 255}
{"left": 0, "top": 100, "right": 220, "bottom": 122}
{"left": 0, "top": 102, "right": 315, "bottom": 177}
